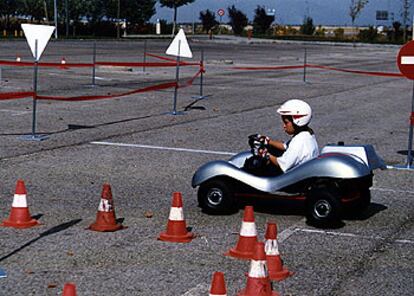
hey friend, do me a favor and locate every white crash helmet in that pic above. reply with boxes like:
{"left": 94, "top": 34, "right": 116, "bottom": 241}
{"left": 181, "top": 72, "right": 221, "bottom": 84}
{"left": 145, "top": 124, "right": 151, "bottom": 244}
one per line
{"left": 276, "top": 99, "right": 312, "bottom": 127}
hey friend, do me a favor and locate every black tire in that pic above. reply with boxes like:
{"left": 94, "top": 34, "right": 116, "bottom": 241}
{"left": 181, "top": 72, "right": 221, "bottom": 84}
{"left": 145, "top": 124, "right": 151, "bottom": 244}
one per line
{"left": 344, "top": 188, "right": 371, "bottom": 217}
{"left": 306, "top": 185, "right": 343, "bottom": 228}
{"left": 197, "top": 178, "right": 237, "bottom": 214}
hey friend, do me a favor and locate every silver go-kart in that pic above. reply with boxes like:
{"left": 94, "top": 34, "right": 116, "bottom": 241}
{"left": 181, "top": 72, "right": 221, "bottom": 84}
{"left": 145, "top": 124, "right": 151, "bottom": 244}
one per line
{"left": 192, "top": 143, "right": 385, "bottom": 227}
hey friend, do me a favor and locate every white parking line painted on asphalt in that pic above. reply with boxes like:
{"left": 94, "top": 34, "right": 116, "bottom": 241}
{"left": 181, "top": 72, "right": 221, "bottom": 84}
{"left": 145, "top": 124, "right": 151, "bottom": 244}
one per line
{"left": 90, "top": 141, "right": 236, "bottom": 156}
{"left": 372, "top": 187, "right": 414, "bottom": 195}
{"left": 296, "top": 228, "right": 414, "bottom": 245}
{"left": 181, "top": 283, "right": 209, "bottom": 296}
{"left": 278, "top": 218, "right": 306, "bottom": 243}
{"left": 0, "top": 109, "right": 31, "bottom": 116}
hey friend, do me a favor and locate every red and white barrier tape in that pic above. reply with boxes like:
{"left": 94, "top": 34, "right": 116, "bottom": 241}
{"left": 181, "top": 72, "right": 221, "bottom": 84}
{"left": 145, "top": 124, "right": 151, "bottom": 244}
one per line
{"left": 36, "top": 81, "right": 177, "bottom": 101}
{"left": 232, "top": 63, "right": 403, "bottom": 78}
{"left": 0, "top": 91, "right": 34, "bottom": 100}
{"left": 306, "top": 64, "right": 403, "bottom": 78}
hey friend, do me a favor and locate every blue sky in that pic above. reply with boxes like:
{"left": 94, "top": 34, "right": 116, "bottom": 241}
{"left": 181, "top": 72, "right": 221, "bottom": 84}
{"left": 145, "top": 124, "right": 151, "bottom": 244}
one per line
{"left": 151, "top": 0, "right": 413, "bottom": 26}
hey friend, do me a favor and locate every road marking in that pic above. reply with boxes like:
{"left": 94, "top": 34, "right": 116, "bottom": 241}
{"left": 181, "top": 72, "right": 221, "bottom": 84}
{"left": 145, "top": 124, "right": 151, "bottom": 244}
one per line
{"left": 90, "top": 141, "right": 236, "bottom": 156}
{"left": 371, "top": 187, "right": 414, "bottom": 195}
{"left": 90, "top": 142, "right": 413, "bottom": 196}
{"left": 181, "top": 283, "right": 209, "bottom": 296}
{"left": 278, "top": 218, "right": 306, "bottom": 243}
{"left": 0, "top": 109, "right": 31, "bottom": 116}
{"left": 295, "top": 228, "right": 414, "bottom": 245}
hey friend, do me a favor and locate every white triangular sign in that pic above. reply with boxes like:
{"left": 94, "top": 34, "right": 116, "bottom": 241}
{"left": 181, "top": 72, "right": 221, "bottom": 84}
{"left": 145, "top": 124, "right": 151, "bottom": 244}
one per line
{"left": 21, "top": 24, "right": 55, "bottom": 61}
{"left": 166, "top": 29, "right": 193, "bottom": 58}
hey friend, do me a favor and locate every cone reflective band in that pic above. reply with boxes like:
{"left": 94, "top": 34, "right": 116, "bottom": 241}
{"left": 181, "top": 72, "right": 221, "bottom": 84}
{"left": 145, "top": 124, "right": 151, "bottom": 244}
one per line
{"left": 237, "top": 242, "right": 279, "bottom": 296}
{"left": 88, "top": 184, "right": 124, "bottom": 232}
{"left": 1, "top": 180, "right": 39, "bottom": 229}
{"left": 265, "top": 222, "right": 293, "bottom": 281}
{"left": 226, "top": 206, "right": 258, "bottom": 259}
{"left": 158, "top": 192, "right": 194, "bottom": 243}
{"left": 209, "top": 272, "right": 227, "bottom": 296}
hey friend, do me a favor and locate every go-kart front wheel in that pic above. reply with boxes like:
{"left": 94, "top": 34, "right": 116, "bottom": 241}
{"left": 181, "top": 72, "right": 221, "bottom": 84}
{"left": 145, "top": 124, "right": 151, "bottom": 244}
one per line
{"left": 306, "top": 185, "right": 342, "bottom": 228}
{"left": 197, "top": 178, "right": 237, "bottom": 214}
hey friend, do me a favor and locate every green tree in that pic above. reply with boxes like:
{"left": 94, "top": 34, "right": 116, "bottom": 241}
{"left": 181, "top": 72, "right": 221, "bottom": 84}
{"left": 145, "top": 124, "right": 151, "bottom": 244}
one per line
{"left": 300, "top": 16, "right": 315, "bottom": 35}
{"left": 199, "top": 9, "right": 218, "bottom": 33}
{"left": 227, "top": 5, "right": 248, "bottom": 36}
{"left": 358, "top": 26, "right": 378, "bottom": 42}
{"left": 0, "top": 0, "right": 19, "bottom": 29}
{"left": 349, "top": 0, "right": 368, "bottom": 25}
{"left": 401, "top": 0, "right": 412, "bottom": 42}
{"left": 159, "top": 0, "right": 195, "bottom": 35}
{"left": 253, "top": 6, "right": 274, "bottom": 34}
{"left": 18, "top": 0, "right": 47, "bottom": 22}
{"left": 106, "top": 0, "right": 155, "bottom": 24}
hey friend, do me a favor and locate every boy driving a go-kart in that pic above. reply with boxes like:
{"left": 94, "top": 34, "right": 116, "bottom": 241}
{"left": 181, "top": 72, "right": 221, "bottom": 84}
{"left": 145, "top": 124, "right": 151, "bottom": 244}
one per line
{"left": 246, "top": 99, "right": 319, "bottom": 175}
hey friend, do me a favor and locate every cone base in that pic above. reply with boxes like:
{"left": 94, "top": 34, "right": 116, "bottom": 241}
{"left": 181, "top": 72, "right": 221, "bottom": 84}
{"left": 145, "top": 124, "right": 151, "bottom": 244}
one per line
{"left": 225, "top": 248, "right": 254, "bottom": 260}
{"left": 158, "top": 231, "right": 194, "bottom": 243}
{"left": 88, "top": 223, "right": 124, "bottom": 232}
{"left": 268, "top": 268, "right": 293, "bottom": 281}
{"left": 237, "top": 289, "right": 279, "bottom": 296}
{"left": 1, "top": 218, "right": 39, "bottom": 229}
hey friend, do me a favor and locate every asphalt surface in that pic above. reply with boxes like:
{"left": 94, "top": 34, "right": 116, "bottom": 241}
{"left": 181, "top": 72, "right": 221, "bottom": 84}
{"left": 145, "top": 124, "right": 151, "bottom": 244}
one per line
{"left": 0, "top": 36, "right": 413, "bottom": 295}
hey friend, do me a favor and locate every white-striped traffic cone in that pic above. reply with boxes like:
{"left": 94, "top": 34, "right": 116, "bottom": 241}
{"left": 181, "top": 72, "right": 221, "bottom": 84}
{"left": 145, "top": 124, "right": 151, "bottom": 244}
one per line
{"left": 209, "top": 271, "right": 227, "bottom": 296}
{"left": 225, "top": 205, "right": 258, "bottom": 259}
{"left": 88, "top": 184, "right": 124, "bottom": 232}
{"left": 158, "top": 192, "right": 194, "bottom": 243}
{"left": 237, "top": 241, "right": 279, "bottom": 296}
{"left": 265, "top": 221, "right": 293, "bottom": 281}
{"left": 1, "top": 180, "right": 39, "bottom": 229}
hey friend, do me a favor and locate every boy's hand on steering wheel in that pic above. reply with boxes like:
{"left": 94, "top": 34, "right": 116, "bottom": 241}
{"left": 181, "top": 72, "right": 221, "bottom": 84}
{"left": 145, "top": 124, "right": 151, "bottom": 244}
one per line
{"left": 248, "top": 134, "right": 270, "bottom": 149}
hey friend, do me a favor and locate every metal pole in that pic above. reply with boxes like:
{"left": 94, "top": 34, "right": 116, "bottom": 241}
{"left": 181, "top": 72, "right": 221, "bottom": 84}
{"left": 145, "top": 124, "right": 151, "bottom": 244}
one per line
{"left": 199, "top": 49, "right": 204, "bottom": 97}
{"left": 407, "top": 82, "right": 414, "bottom": 167}
{"left": 117, "top": 0, "right": 120, "bottom": 39}
{"left": 32, "top": 40, "right": 39, "bottom": 136}
{"left": 172, "top": 40, "right": 181, "bottom": 115}
{"left": 303, "top": 47, "right": 307, "bottom": 83}
{"left": 143, "top": 39, "right": 147, "bottom": 72}
{"left": 92, "top": 40, "right": 96, "bottom": 86}
{"left": 54, "top": 0, "right": 58, "bottom": 39}
{"left": 65, "top": 0, "right": 69, "bottom": 37}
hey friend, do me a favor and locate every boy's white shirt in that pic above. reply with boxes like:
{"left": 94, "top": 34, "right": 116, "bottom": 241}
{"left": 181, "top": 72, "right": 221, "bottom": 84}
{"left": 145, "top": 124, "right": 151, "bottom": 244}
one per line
{"left": 278, "top": 131, "right": 319, "bottom": 172}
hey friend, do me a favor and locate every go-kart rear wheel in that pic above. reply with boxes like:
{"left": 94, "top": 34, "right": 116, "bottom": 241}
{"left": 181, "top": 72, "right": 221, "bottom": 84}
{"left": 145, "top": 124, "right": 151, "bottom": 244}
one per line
{"left": 198, "top": 178, "right": 237, "bottom": 214}
{"left": 344, "top": 188, "right": 371, "bottom": 217}
{"left": 306, "top": 185, "right": 342, "bottom": 228}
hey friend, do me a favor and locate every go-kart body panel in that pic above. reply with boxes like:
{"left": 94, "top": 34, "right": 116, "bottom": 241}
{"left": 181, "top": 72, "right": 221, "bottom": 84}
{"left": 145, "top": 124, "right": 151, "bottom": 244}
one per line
{"left": 192, "top": 144, "right": 384, "bottom": 194}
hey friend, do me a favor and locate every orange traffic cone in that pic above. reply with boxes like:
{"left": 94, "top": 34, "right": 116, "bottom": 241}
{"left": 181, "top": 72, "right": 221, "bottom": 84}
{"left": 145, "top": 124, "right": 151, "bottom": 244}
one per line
{"left": 88, "top": 184, "right": 124, "bottom": 232}
{"left": 62, "top": 282, "right": 77, "bottom": 296}
{"left": 209, "top": 272, "right": 227, "bottom": 296}
{"left": 237, "top": 242, "right": 279, "bottom": 296}
{"left": 225, "top": 206, "right": 258, "bottom": 260}
{"left": 1, "top": 180, "right": 39, "bottom": 229}
{"left": 158, "top": 192, "right": 194, "bottom": 243}
{"left": 265, "top": 221, "right": 293, "bottom": 281}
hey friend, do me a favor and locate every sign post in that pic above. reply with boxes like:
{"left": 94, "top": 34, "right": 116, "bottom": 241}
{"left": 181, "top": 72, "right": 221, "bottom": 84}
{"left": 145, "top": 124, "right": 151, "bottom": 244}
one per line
{"left": 20, "top": 24, "right": 55, "bottom": 141}
{"left": 217, "top": 9, "right": 225, "bottom": 34}
{"left": 394, "top": 40, "right": 414, "bottom": 169}
{"left": 165, "top": 29, "right": 193, "bottom": 115}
